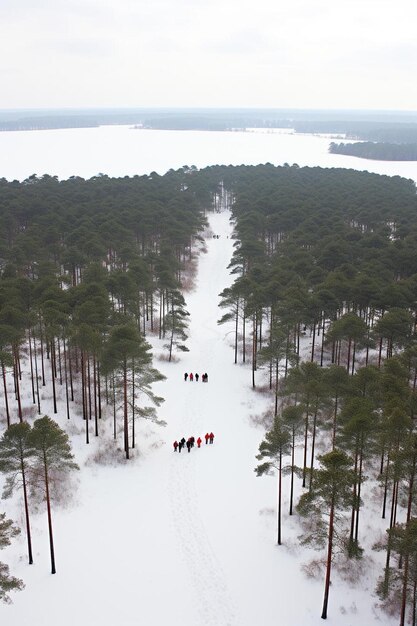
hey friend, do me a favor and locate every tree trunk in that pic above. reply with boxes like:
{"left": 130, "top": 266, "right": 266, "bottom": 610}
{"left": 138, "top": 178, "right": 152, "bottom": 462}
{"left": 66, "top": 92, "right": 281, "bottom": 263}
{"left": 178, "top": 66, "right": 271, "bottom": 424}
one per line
{"left": 350, "top": 447, "right": 359, "bottom": 541}
{"left": 242, "top": 313, "right": 246, "bottom": 363}
{"left": 234, "top": 299, "right": 239, "bottom": 365}
{"left": 320, "top": 315, "right": 326, "bottom": 367}
{"left": 400, "top": 553, "right": 409, "bottom": 626}
{"left": 97, "top": 361, "right": 102, "bottom": 420}
{"left": 50, "top": 341, "right": 57, "bottom": 414}
{"left": 274, "top": 359, "right": 279, "bottom": 417}
{"left": 277, "top": 449, "right": 282, "bottom": 545}
{"left": 40, "top": 325, "right": 46, "bottom": 386}
{"left": 332, "top": 393, "right": 338, "bottom": 449}
{"left": 63, "top": 338, "right": 70, "bottom": 419}
{"left": 87, "top": 356, "right": 92, "bottom": 421}
{"left": 68, "top": 347, "right": 74, "bottom": 401}
{"left": 252, "top": 313, "right": 257, "bottom": 388}
{"left": 354, "top": 445, "right": 364, "bottom": 543}
{"left": 28, "top": 328, "right": 36, "bottom": 405}
{"left": 311, "top": 321, "right": 316, "bottom": 362}
{"left": 309, "top": 410, "right": 318, "bottom": 492}
{"left": 21, "top": 463, "right": 33, "bottom": 565}
{"left": 382, "top": 453, "right": 390, "bottom": 519}
{"left": 132, "top": 360, "right": 135, "bottom": 449}
{"left": 321, "top": 500, "right": 335, "bottom": 619}
{"left": 93, "top": 357, "right": 98, "bottom": 436}
{"left": 302, "top": 406, "right": 310, "bottom": 488}
{"left": 32, "top": 334, "right": 41, "bottom": 414}
{"left": 124, "top": 360, "right": 129, "bottom": 459}
{"left": 289, "top": 428, "right": 295, "bottom": 515}
{"left": 44, "top": 462, "right": 56, "bottom": 574}
{"left": 1, "top": 361, "right": 10, "bottom": 427}
{"left": 14, "top": 346, "right": 23, "bottom": 422}
{"left": 113, "top": 374, "right": 117, "bottom": 440}
{"left": 346, "top": 337, "right": 352, "bottom": 372}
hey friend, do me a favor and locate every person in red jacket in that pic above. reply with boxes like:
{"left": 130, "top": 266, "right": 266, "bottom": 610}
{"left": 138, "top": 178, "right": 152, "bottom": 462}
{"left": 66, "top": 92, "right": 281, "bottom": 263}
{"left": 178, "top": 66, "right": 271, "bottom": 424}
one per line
{"left": 173, "top": 440, "right": 178, "bottom": 452}
{"left": 197, "top": 436, "right": 202, "bottom": 448}
{"left": 205, "top": 432, "right": 209, "bottom": 445}
{"left": 189, "top": 373, "right": 194, "bottom": 382}
{"left": 209, "top": 432, "right": 214, "bottom": 444}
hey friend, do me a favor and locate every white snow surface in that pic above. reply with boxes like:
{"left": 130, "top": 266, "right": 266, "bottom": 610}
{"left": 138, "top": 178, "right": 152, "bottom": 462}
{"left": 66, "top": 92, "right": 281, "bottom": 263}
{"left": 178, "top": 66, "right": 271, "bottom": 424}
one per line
{"left": 0, "top": 210, "right": 397, "bottom": 626}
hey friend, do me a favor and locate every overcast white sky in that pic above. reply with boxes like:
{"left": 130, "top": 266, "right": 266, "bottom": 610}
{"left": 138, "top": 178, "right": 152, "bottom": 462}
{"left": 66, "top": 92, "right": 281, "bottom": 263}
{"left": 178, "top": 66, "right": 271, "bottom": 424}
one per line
{"left": 1, "top": 0, "right": 416, "bottom": 111}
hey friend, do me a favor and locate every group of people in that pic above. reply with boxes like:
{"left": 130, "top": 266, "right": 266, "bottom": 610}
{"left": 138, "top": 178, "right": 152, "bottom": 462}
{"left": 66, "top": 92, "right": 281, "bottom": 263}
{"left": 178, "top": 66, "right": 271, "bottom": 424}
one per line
{"left": 173, "top": 432, "right": 215, "bottom": 453}
{"left": 184, "top": 372, "right": 208, "bottom": 382}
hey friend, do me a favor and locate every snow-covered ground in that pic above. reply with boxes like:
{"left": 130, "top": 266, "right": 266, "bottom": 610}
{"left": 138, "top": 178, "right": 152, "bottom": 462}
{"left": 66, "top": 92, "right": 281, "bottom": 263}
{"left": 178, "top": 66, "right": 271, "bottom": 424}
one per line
{"left": 0, "top": 210, "right": 397, "bottom": 626}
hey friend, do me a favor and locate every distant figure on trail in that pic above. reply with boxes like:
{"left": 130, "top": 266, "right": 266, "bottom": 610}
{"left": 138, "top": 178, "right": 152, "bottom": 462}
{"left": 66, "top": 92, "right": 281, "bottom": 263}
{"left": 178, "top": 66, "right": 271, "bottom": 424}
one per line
{"left": 205, "top": 433, "right": 209, "bottom": 445}
{"left": 178, "top": 441, "right": 183, "bottom": 453}
{"left": 190, "top": 436, "right": 195, "bottom": 448}
{"left": 202, "top": 373, "right": 208, "bottom": 382}
{"left": 209, "top": 432, "right": 214, "bottom": 444}
{"left": 195, "top": 373, "right": 199, "bottom": 382}
{"left": 197, "top": 437, "right": 202, "bottom": 448}
{"left": 184, "top": 372, "right": 188, "bottom": 381}
{"left": 180, "top": 437, "right": 186, "bottom": 449}
{"left": 189, "top": 373, "right": 194, "bottom": 382}
{"left": 186, "top": 440, "right": 191, "bottom": 453}
{"left": 173, "top": 440, "right": 178, "bottom": 452}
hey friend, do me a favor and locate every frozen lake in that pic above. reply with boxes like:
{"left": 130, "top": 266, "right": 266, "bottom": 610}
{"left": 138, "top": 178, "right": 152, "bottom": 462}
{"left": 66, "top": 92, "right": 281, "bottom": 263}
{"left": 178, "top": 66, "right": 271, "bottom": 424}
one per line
{"left": 0, "top": 125, "right": 416, "bottom": 183}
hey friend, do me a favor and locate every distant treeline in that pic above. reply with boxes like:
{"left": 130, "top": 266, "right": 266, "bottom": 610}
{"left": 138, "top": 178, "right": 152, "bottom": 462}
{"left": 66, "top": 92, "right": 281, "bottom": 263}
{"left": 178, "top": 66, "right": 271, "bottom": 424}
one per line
{"left": 329, "top": 141, "right": 417, "bottom": 161}
{"left": 1, "top": 108, "right": 417, "bottom": 142}
{"left": 295, "top": 120, "right": 417, "bottom": 143}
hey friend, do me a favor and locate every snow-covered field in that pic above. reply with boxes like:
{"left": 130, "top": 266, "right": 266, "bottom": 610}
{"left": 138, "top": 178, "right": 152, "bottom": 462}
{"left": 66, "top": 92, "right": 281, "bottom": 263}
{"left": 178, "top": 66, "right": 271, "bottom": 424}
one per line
{"left": 0, "top": 210, "right": 397, "bottom": 626}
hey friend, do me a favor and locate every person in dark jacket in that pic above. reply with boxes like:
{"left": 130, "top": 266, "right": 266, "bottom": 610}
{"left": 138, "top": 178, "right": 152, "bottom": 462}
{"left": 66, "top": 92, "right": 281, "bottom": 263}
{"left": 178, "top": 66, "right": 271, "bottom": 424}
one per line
{"left": 209, "top": 432, "right": 214, "bottom": 444}
{"left": 195, "top": 373, "right": 199, "bottom": 382}
{"left": 184, "top": 372, "right": 188, "bottom": 381}
{"left": 180, "top": 437, "right": 186, "bottom": 449}
{"left": 178, "top": 441, "right": 183, "bottom": 453}
{"left": 173, "top": 440, "right": 178, "bottom": 452}
{"left": 186, "top": 439, "right": 191, "bottom": 453}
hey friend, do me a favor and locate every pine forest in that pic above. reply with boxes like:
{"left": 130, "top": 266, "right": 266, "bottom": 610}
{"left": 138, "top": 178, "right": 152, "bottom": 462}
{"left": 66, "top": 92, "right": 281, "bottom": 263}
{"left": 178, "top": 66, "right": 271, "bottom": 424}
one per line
{"left": 1, "top": 164, "right": 417, "bottom": 623}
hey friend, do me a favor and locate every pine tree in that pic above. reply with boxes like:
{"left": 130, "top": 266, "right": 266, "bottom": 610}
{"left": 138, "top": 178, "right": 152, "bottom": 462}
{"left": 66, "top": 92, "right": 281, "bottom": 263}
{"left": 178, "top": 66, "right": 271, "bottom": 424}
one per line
{"left": 0, "top": 423, "right": 36, "bottom": 564}
{"left": 255, "top": 416, "right": 291, "bottom": 545}
{"left": 163, "top": 289, "right": 190, "bottom": 362}
{"left": 281, "top": 404, "right": 304, "bottom": 515}
{"left": 101, "top": 323, "right": 165, "bottom": 457}
{"left": 338, "top": 397, "right": 377, "bottom": 551}
{"left": 28, "top": 416, "right": 79, "bottom": 574}
{"left": 377, "top": 518, "right": 417, "bottom": 626}
{"left": 0, "top": 512, "right": 24, "bottom": 603}
{"left": 297, "top": 449, "right": 355, "bottom": 620}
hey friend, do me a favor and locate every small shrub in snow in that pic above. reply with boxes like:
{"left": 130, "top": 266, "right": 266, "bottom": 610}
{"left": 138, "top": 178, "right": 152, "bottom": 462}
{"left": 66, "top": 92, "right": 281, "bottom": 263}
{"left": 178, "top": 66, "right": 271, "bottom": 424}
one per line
{"left": 21, "top": 405, "right": 37, "bottom": 420}
{"left": 86, "top": 439, "right": 131, "bottom": 466}
{"left": 253, "top": 383, "right": 270, "bottom": 395}
{"left": 157, "top": 352, "right": 180, "bottom": 363}
{"left": 301, "top": 558, "right": 325, "bottom": 579}
{"left": 249, "top": 409, "right": 274, "bottom": 430}
{"left": 334, "top": 551, "right": 367, "bottom": 585}
{"left": 258, "top": 507, "right": 275, "bottom": 517}
{"left": 150, "top": 439, "right": 164, "bottom": 450}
